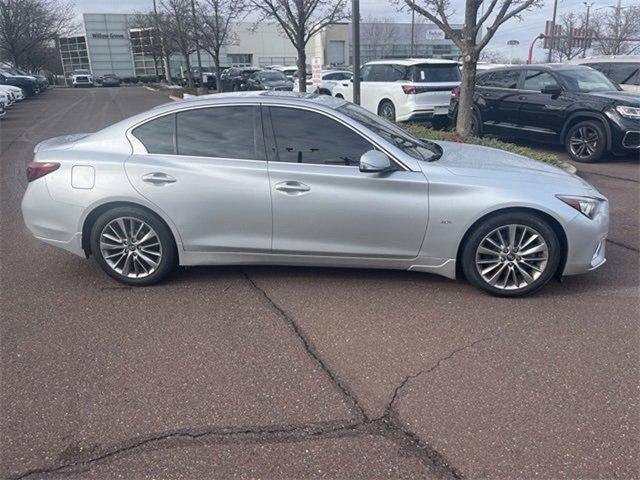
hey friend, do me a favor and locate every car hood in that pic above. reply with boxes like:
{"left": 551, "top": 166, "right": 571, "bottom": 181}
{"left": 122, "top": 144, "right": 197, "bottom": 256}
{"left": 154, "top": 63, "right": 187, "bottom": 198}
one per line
{"left": 34, "top": 133, "right": 93, "bottom": 153}
{"left": 587, "top": 90, "right": 640, "bottom": 106}
{"left": 431, "top": 140, "right": 592, "bottom": 189}
{"left": 5, "top": 73, "right": 37, "bottom": 81}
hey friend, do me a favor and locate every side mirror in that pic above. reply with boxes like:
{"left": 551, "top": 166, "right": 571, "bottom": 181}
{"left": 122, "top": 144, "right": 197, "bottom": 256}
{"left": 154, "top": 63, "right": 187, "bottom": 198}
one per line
{"left": 541, "top": 84, "right": 561, "bottom": 95}
{"left": 359, "top": 150, "right": 393, "bottom": 173}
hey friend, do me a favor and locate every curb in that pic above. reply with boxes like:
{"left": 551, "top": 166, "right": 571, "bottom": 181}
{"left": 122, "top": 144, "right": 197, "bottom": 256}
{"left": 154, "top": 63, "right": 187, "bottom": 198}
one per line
{"left": 559, "top": 160, "right": 578, "bottom": 175}
{"left": 143, "top": 85, "right": 159, "bottom": 92}
{"left": 169, "top": 94, "right": 182, "bottom": 102}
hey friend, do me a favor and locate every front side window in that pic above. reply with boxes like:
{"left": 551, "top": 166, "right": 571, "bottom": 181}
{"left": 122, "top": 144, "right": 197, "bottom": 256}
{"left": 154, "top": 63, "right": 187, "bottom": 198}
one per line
{"left": 176, "top": 106, "right": 261, "bottom": 159}
{"left": 132, "top": 114, "right": 175, "bottom": 154}
{"left": 269, "top": 107, "right": 373, "bottom": 166}
{"left": 523, "top": 71, "right": 559, "bottom": 91}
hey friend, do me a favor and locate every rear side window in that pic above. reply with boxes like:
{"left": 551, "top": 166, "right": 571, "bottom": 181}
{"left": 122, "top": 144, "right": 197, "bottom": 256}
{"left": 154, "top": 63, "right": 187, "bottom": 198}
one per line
{"left": 176, "top": 106, "right": 261, "bottom": 159}
{"left": 410, "top": 64, "right": 460, "bottom": 82}
{"left": 482, "top": 70, "right": 521, "bottom": 88}
{"left": 523, "top": 71, "right": 559, "bottom": 91}
{"left": 132, "top": 114, "right": 175, "bottom": 154}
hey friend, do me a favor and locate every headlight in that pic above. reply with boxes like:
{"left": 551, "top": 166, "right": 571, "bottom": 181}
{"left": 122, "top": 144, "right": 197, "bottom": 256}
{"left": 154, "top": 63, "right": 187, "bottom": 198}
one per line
{"left": 615, "top": 105, "right": 640, "bottom": 119}
{"left": 556, "top": 195, "right": 602, "bottom": 219}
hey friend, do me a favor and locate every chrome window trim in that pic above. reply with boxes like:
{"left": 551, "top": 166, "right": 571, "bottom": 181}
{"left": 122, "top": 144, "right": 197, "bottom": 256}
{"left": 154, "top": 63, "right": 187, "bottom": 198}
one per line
{"left": 126, "top": 100, "right": 411, "bottom": 171}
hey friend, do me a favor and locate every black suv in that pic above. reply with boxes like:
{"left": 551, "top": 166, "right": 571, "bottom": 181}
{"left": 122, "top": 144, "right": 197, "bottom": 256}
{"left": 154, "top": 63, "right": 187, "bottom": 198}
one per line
{"left": 219, "top": 67, "right": 261, "bottom": 92}
{"left": 449, "top": 64, "right": 640, "bottom": 162}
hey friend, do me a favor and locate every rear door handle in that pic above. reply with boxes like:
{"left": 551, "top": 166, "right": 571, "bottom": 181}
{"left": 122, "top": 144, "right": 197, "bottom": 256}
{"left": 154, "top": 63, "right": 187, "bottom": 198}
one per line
{"left": 275, "top": 181, "right": 310, "bottom": 194}
{"left": 142, "top": 172, "right": 176, "bottom": 185}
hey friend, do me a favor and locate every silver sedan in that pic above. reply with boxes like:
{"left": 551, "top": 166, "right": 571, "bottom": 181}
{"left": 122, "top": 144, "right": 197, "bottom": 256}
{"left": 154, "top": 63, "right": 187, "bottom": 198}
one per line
{"left": 21, "top": 92, "right": 609, "bottom": 296}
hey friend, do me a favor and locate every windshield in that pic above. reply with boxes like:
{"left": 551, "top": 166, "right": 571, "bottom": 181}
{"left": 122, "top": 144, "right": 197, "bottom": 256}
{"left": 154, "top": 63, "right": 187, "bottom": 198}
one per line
{"left": 557, "top": 68, "right": 619, "bottom": 92}
{"left": 337, "top": 103, "right": 442, "bottom": 162}
{"left": 260, "top": 71, "right": 286, "bottom": 81}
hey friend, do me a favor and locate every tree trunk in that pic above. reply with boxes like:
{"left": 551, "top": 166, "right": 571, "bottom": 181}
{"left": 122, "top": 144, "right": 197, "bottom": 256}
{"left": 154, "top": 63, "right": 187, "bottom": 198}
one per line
{"left": 455, "top": 53, "right": 478, "bottom": 137}
{"left": 184, "top": 50, "right": 193, "bottom": 87}
{"left": 213, "top": 51, "right": 222, "bottom": 93}
{"left": 162, "top": 50, "right": 172, "bottom": 83}
{"left": 297, "top": 40, "right": 307, "bottom": 93}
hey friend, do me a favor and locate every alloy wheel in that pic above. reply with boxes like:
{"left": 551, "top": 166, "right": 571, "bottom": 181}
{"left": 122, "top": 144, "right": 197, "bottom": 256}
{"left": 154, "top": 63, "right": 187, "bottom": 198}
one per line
{"left": 569, "top": 126, "right": 599, "bottom": 159}
{"left": 380, "top": 104, "right": 395, "bottom": 121}
{"left": 475, "top": 224, "right": 549, "bottom": 290}
{"left": 99, "top": 217, "right": 162, "bottom": 279}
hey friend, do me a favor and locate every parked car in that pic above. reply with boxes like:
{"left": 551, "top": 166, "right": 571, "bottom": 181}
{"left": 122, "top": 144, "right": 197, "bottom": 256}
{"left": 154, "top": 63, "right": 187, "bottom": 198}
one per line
{"left": 245, "top": 70, "right": 293, "bottom": 91}
{"left": 273, "top": 65, "right": 299, "bottom": 80}
{"left": 0, "top": 84, "right": 25, "bottom": 101}
{"left": 70, "top": 69, "right": 94, "bottom": 88}
{"left": 449, "top": 64, "right": 640, "bottom": 163}
{"left": 186, "top": 66, "right": 217, "bottom": 89}
{"left": 219, "top": 67, "right": 261, "bottom": 92}
{"left": 294, "top": 70, "right": 352, "bottom": 94}
{"left": 3, "top": 66, "right": 49, "bottom": 91}
{"left": 21, "top": 92, "right": 609, "bottom": 297}
{"left": 332, "top": 58, "right": 461, "bottom": 127}
{"left": 0, "top": 71, "right": 38, "bottom": 97}
{"left": 568, "top": 56, "right": 640, "bottom": 93}
{"left": 100, "top": 74, "right": 121, "bottom": 87}
{"left": 0, "top": 91, "right": 8, "bottom": 118}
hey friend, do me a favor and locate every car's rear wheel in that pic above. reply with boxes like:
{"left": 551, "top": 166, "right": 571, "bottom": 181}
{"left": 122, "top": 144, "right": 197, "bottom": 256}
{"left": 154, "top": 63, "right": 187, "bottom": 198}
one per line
{"left": 462, "top": 212, "right": 561, "bottom": 297}
{"left": 335, "top": 93, "right": 344, "bottom": 99}
{"left": 378, "top": 100, "right": 396, "bottom": 122}
{"left": 565, "top": 120, "right": 606, "bottom": 163}
{"left": 90, "top": 206, "right": 176, "bottom": 286}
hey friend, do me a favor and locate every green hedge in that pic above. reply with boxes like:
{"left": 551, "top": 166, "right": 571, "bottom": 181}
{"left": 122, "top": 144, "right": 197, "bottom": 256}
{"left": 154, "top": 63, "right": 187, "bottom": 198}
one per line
{"left": 402, "top": 123, "right": 564, "bottom": 168}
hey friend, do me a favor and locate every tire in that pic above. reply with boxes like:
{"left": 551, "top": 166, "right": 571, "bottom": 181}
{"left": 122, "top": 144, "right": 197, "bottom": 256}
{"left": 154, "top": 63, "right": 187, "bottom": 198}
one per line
{"left": 565, "top": 120, "right": 607, "bottom": 163}
{"left": 90, "top": 206, "right": 177, "bottom": 286}
{"left": 335, "top": 93, "right": 344, "bottom": 99}
{"left": 378, "top": 100, "right": 396, "bottom": 122}
{"left": 461, "top": 212, "right": 561, "bottom": 297}
{"left": 430, "top": 116, "right": 449, "bottom": 130}
{"left": 469, "top": 110, "right": 482, "bottom": 136}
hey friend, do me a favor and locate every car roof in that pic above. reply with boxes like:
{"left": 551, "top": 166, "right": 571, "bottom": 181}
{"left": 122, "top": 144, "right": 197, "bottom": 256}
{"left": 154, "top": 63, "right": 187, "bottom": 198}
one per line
{"left": 479, "top": 64, "right": 595, "bottom": 73}
{"left": 365, "top": 58, "right": 458, "bottom": 66}
{"left": 568, "top": 55, "right": 640, "bottom": 64}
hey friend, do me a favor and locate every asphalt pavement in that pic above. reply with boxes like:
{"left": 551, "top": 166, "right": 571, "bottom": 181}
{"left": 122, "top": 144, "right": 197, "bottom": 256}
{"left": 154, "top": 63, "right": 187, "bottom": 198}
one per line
{"left": 1, "top": 87, "right": 638, "bottom": 479}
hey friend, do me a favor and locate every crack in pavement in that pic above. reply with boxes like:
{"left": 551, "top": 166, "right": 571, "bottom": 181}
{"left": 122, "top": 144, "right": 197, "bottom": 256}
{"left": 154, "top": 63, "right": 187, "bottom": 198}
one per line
{"left": 606, "top": 238, "right": 639, "bottom": 253}
{"left": 10, "top": 273, "right": 495, "bottom": 480}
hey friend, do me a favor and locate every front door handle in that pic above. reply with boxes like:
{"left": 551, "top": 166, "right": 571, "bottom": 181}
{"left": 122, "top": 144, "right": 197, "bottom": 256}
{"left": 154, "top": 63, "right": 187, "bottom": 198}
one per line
{"left": 518, "top": 95, "right": 527, "bottom": 100}
{"left": 275, "top": 181, "right": 310, "bottom": 194}
{"left": 142, "top": 172, "right": 176, "bottom": 185}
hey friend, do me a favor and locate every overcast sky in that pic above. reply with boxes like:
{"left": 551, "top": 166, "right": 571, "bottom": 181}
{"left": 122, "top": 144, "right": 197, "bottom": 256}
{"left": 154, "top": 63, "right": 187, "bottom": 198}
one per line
{"left": 72, "top": 0, "right": 624, "bottom": 61}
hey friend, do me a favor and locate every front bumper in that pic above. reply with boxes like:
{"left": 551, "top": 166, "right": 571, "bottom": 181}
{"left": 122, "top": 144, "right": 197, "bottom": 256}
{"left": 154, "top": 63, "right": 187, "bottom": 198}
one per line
{"left": 607, "top": 111, "right": 640, "bottom": 154}
{"left": 562, "top": 198, "right": 610, "bottom": 276}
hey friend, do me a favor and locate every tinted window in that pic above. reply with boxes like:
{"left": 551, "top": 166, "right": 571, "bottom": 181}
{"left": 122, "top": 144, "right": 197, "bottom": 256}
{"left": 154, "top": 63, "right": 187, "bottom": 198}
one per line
{"left": 483, "top": 70, "right": 520, "bottom": 88}
{"left": 132, "top": 114, "right": 175, "bottom": 154}
{"left": 557, "top": 68, "right": 618, "bottom": 92}
{"left": 360, "top": 65, "right": 373, "bottom": 81}
{"left": 176, "top": 106, "right": 261, "bottom": 159}
{"left": 270, "top": 107, "right": 373, "bottom": 166}
{"left": 523, "top": 71, "right": 559, "bottom": 91}
{"left": 602, "top": 63, "right": 640, "bottom": 85}
{"left": 380, "top": 64, "right": 406, "bottom": 81}
{"left": 410, "top": 64, "right": 460, "bottom": 82}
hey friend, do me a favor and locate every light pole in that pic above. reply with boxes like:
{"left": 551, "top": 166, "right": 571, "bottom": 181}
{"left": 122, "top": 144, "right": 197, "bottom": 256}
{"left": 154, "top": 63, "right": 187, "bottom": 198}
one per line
{"left": 582, "top": 2, "right": 594, "bottom": 58}
{"left": 507, "top": 39, "right": 519, "bottom": 64}
{"left": 547, "top": 0, "right": 559, "bottom": 62}
{"left": 190, "top": 0, "right": 205, "bottom": 94}
{"left": 352, "top": 0, "right": 360, "bottom": 105}
{"left": 410, "top": 8, "right": 415, "bottom": 57}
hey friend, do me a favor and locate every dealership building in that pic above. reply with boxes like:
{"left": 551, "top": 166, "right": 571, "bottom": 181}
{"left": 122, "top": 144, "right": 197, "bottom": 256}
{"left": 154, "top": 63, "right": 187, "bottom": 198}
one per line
{"left": 59, "top": 13, "right": 462, "bottom": 78}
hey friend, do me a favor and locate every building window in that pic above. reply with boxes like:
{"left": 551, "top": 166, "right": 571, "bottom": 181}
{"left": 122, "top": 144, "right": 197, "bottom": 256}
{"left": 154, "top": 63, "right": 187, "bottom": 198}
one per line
{"left": 228, "top": 54, "right": 253, "bottom": 67}
{"left": 129, "top": 28, "right": 164, "bottom": 77}
{"left": 59, "top": 35, "right": 91, "bottom": 75}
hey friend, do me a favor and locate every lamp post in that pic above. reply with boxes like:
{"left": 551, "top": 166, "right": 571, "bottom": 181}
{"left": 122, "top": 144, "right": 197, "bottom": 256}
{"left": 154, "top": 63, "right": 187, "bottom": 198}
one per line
{"left": 507, "top": 39, "right": 520, "bottom": 64}
{"left": 352, "top": 0, "right": 360, "bottom": 105}
{"left": 582, "top": 2, "right": 594, "bottom": 58}
{"left": 547, "top": 0, "right": 559, "bottom": 62}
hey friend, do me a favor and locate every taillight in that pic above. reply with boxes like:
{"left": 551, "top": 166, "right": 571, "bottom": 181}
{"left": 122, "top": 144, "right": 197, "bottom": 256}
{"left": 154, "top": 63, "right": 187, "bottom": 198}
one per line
{"left": 451, "top": 86, "right": 460, "bottom": 98}
{"left": 27, "top": 162, "right": 60, "bottom": 182}
{"left": 402, "top": 85, "right": 416, "bottom": 94}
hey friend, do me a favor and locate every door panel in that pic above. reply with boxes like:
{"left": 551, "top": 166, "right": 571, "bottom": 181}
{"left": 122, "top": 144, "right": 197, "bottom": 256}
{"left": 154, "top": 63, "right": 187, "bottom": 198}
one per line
{"left": 126, "top": 105, "right": 271, "bottom": 252}
{"left": 266, "top": 105, "right": 428, "bottom": 257}
{"left": 518, "top": 70, "right": 571, "bottom": 134}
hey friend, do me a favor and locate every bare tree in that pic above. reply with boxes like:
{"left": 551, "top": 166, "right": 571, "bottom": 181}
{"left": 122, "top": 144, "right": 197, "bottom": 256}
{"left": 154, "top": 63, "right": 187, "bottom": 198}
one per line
{"left": 161, "top": 0, "right": 196, "bottom": 86}
{"left": 401, "top": 0, "right": 542, "bottom": 136}
{"left": 0, "top": 0, "right": 75, "bottom": 69}
{"left": 129, "top": 12, "right": 166, "bottom": 78}
{"left": 361, "top": 16, "right": 400, "bottom": 60}
{"left": 592, "top": 5, "right": 640, "bottom": 55}
{"left": 551, "top": 12, "right": 588, "bottom": 62}
{"left": 249, "top": 0, "right": 348, "bottom": 92}
{"left": 198, "top": 0, "right": 247, "bottom": 90}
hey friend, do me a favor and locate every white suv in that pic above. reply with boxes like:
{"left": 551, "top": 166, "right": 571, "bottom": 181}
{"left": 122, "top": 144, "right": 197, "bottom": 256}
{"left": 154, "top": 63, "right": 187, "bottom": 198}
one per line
{"left": 332, "top": 58, "right": 460, "bottom": 125}
{"left": 568, "top": 56, "right": 639, "bottom": 93}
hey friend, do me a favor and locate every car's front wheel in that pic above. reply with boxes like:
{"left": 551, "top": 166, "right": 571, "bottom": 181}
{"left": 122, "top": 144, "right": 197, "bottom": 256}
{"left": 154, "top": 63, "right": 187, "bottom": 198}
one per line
{"left": 565, "top": 120, "right": 606, "bottom": 163}
{"left": 461, "top": 212, "right": 561, "bottom": 297}
{"left": 90, "top": 206, "right": 176, "bottom": 286}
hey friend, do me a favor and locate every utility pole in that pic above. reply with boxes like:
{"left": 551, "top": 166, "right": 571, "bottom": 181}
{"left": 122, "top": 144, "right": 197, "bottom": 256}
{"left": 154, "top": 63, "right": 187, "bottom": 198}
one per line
{"left": 410, "top": 8, "right": 415, "bottom": 57}
{"left": 190, "top": 0, "right": 205, "bottom": 94}
{"left": 547, "top": 0, "right": 559, "bottom": 62}
{"left": 153, "top": 0, "right": 172, "bottom": 83}
{"left": 582, "top": 2, "right": 594, "bottom": 58}
{"left": 352, "top": 0, "right": 360, "bottom": 105}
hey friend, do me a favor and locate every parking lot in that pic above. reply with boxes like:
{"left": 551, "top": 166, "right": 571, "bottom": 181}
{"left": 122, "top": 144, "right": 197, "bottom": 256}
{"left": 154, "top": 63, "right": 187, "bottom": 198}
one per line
{"left": 1, "top": 87, "right": 638, "bottom": 479}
